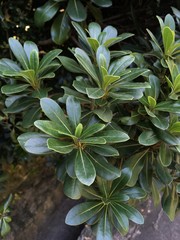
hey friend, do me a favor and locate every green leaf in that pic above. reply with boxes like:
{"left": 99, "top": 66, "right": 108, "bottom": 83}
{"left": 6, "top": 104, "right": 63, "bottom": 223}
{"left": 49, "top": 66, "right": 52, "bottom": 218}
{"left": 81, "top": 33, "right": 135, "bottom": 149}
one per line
{"left": 155, "top": 129, "right": 180, "bottom": 145}
{"left": 169, "top": 122, "right": 180, "bottom": 133}
{"left": 138, "top": 130, "right": 159, "bottom": 146}
{"left": 92, "top": 0, "right": 112, "bottom": 7}
{"left": 1, "top": 84, "right": 29, "bottom": 95}
{"left": 114, "top": 203, "right": 144, "bottom": 224}
{"left": 65, "top": 201, "right": 103, "bottom": 225}
{"left": 109, "top": 55, "right": 135, "bottom": 75}
{"left": 66, "top": 96, "right": 81, "bottom": 129}
{"left": 98, "top": 130, "right": 129, "bottom": 143}
{"left": 122, "top": 187, "right": 146, "bottom": 200}
{"left": 18, "top": 132, "right": 48, "bottom": 149}
{"left": 0, "top": 58, "right": 21, "bottom": 72}
{"left": 75, "top": 150, "right": 96, "bottom": 186}
{"left": 59, "top": 56, "right": 85, "bottom": 73}
{"left": 155, "top": 101, "right": 180, "bottom": 114}
{"left": 81, "top": 137, "right": 106, "bottom": 145}
{"left": 81, "top": 123, "right": 105, "bottom": 138}
{"left": 159, "top": 143, "right": 173, "bottom": 167}
{"left": 90, "top": 145, "right": 119, "bottom": 157}
{"left": 1, "top": 219, "right": 11, "bottom": 237}
{"left": 86, "top": 87, "right": 105, "bottom": 99}
{"left": 148, "top": 96, "right": 156, "bottom": 108}
{"left": 47, "top": 138, "right": 74, "bottom": 154}
{"left": 162, "top": 185, "right": 179, "bottom": 221}
{"left": 111, "top": 168, "right": 132, "bottom": 194}
{"left": 100, "top": 25, "right": 118, "bottom": 44}
{"left": 39, "top": 49, "right": 62, "bottom": 69}
{"left": 93, "top": 108, "right": 113, "bottom": 122}
{"left": 104, "top": 33, "right": 134, "bottom": 47}
{"left": 150, "top": 115, "right": 169, "bottom": 130}
{"left": 88, "top": 22, "right": 101, "bottom": 39}
{"left": 97, "top": 213, "right": 113, "bottom": 240}
{"left": 40, "top": 98, "right": 72, "bottom": 135}
{"left": 111, "top": 204, "right": 129, "bottom": 232}
{"left": 30, "top": 50, "right": 39, "bottom": 73}
{"left": 51, "top": 12, "right": 71, "bottom": 45}
{"left": 75, "top": 123, "right": 83, "bottom": 137}
{"left": 4, "top": 97, "right": 35, "bottom": 113}
{"left": 124, "top": 150, "right": 148, "bottom": 187}
{"left": 34, "top": 0, "right": 60, "bottom": 27}
{"left": 22, "top": 107, "right": 41, "bottom": 128}
{"left": 156, "top": 160, "right": 173, "bottom": 185}
{"left": 74, "top": 48, "right": 99, "bottom": 84}
{"left": 64, "top": 176, "right": 82, "bottom": 199}
{"left": 8, "top": 38, "right": 29, "bottom": 69}
{"left": 162, "top": 26, "right": 175, "bottom": 55}
{"left": 34, "top": 120, "right": 63, "bottom": 137}
{"left": 72, "top": 21, "right": 89, "bottom": 48}
{"left": 96, "top": 45, "right": 110, "bottom": 69}
{"left": 67, "top": 0, "right": 87, "bottom": 22}
{"left": 145, "top": 74, "right": 160, "bottom": 99}
{"left": 24, "top": 136, "right": 51, "bottom": 154}
{"left": 88, "top": 152, "right": 121, "bottom": 180}
{"left": 24, "top": 41, "right": 39, "bottom": 60}
{"left": 151, "top": 178, "right": 161, "bottom": 207}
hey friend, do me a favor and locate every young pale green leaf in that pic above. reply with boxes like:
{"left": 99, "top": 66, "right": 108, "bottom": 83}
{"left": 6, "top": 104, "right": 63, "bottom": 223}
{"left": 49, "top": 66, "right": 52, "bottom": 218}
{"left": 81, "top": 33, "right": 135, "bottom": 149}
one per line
{"left": 114, "top": 203, "right": 144, "bottom": 224}
{"left": 90, "top": 145, "right": 119, "bottom": 157}
{"left": 92, "top": 0, "right": 112, "bottom": 7}
{"left": 138, "top": 130, "right": 159, "bottom": 146}
{"left": 34, "top": 120, "right": 63, "bottom": 137}
{"left": 51, "top": 12, "right": 71, "bottom": 45}
{"left": 148, "top": 96, "right": 156, "bottom": 108}
{"left": 111, "top": 204, "right": 129, "bottom": 232}
{"left": 24, "top": 136, "right": 51, "bottom": 155}
{"left": 75, "top": 123, "right": 83, "bottom": 137}
{"left": 87, "top": 38, "right": 99, "bottom": 51}
{"left": 162, "top": 26, "right": 175, "bottom": 55}
{"left": 24, "top": 41, "right": 39, "bottom": 60}
{"left": 109, "top": 55, "right": 135, "bottom": 75}
{"left": 1, "top": 219, "right": 11, "bottom": 237}
{"left": 64, "top": 175, "right": 82, "bottom": 199}
{"left": 75, "top": 150, "right": 96, "bottom": 186}
{"left": 81, "top": 123, "right": 105, "bottom": 138}
{"left": 40, "top": 97, "right": 72, "bottom": 135}
{"left": 65, "top": 201, "right": 103, "bottom": 225}
{"left": 59, "top": 56, "right": 85, "bottom": 73}
{"left": 34, "top": 0, "right": 60, "bottom": 27}
{"left": 39, "top": 49, "right": 62, "bottom": 69}
{"left": 174, "top": 74, "right": 180, "bottom": 92}
{"left": 97, "top": 213, "right": 113, "bottom": 240}
{"left": 159, "top": 143, "right": 173, "bottom": 167}
{"left": 8, "top": 38, "right": 29, "bottom": 69}
{"left": 93, "top": 107, "right": 113, "bottom": 122}
{"left": 1, "top": 84, "right": 29, "bottom": 95}
{"left": 87, "top": 152, "right": 121, "bottom": 180}
{"left": 66, "top": 96, "right": 81, "bottom": 129}
{"left": 30, "top": 50, "right": 39, "bottom": 73}
{"left": 86, "top": 87, "right": 105, "bottom": 99}
{"left": 67, "top": 0, "right": 87, "bottom": 22}
{"left": 110, "top": 168, "right": 132, "bottom": 194}
{"left": 169, "top": 122, "right": 180, "bottom": 133}
{"left": 88, "top": 22, "right": 101, "bottom": 39}
{"left": 47, "top": 138, "right": 74, "bottom": 154}
{"left": 97, "top": 130, "right": 129, "bottom": 143}
{"left": 96, "top": 45, "right": 110, "bottom": 69}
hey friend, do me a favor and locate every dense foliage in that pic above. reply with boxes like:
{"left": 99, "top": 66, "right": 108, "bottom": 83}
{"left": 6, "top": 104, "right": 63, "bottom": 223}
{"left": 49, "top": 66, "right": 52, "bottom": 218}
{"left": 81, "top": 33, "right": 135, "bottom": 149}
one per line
{"left": 0, "top": 0, "right": 180, "bottom": 239}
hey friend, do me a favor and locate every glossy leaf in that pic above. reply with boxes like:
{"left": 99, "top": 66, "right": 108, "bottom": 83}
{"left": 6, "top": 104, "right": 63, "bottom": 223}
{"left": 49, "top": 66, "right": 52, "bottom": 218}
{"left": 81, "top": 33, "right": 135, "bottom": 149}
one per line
{"left": 64, "top": 175, "right": 82, "bottom": 199}
{"left": 111, "top": 205, "right": 129, "bottom": 232}
{"left": 88, "top": 22, "right": 101, "bottom": 39}
{"left": 59, "top": 56, "right": 85, "bottom": 73}
{"left": 34, "top": 120, "right": 62, "bottom": 137}
{"left": 122, "top": 187, "right": 146, "bottom": 200}
{"left": 39, "top": 49, "right": 62, "bottom": 69}
{"left": 22, "top": 107, "right": 41, "bottom": 128}
{"left": 24, "top": 136, "right": 51, "bottom": 154}
{"left": 86, "top": 87, "right": 105, "bottom": 99}
{"left": 1, "top": 84, "right": 29, "bottom": 95}
{"left": 34, "top": 0, "right": 60, "bottom": 27}
{"left": 88, "top": 152, "right": 121, "bottom": 180}
{"left": 162, "top": 26, "right": 175, "bottom": 55}
{"left": 51, "top": 12, "right": 71, "bottom": 45}
{"left": 138, "top": 130, "right": 159, "bottom": 146}
{"left": 66, "top": 96, "right": 81, "bottom": 129}
{"left": 47, "top": 138, "right": 74, "bottom": 154}
{"left": 98, "top": 130, "right": 129, "bottom": 143}
{"left": 65, "top": 201, "right": 103, "bottom": 225}
{"left": 92, "top": 0, "right": 112, "bottom": 7}
{"left": 75, "top": 150, "right": 96, "bottom": 186}
{"left": 93, "top": 108, "right": 113, "bottom": 122}
{"left": 40, "top": 98, "right": 72, "bottom": 135}
{"left": 81, "top": 123, "right": 105, "bottom": 138}
{"left": 24, "top": 41, "right": 39, "bottom": 60}
{"left": 109, "top": 55, "right": 135, "bottom": 75}
{"left": 159, "top": 143, "right": 173, "bottom": 167}
{"left": 90, "top": 145, "right": 119, "bottom": 157}
{"left": 97, "top": 213, "right": 113, "bottom": 240}
{"left": 156, "top": 160, "right": 173, "bottom": 184}
{"left": 67, "top": 0, "right": 87, "bottom": 22}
